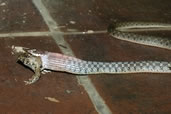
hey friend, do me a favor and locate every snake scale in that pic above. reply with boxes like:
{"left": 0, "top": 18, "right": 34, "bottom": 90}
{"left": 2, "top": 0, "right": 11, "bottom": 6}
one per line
{"left": 12, "top": 22, "right": 171, "bottom": 84}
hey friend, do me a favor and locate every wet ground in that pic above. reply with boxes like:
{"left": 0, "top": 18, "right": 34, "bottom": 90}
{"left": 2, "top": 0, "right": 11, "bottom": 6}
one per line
{"left": 0, "top": 0, "right": 171, "bottom": 113}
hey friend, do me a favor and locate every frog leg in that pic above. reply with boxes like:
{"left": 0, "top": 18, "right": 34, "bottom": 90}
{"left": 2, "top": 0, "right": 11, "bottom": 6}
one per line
{"left": 24, "top": 65, "right": 41, "bottom": 85}
{"left": 23, "top": 56, "right": 42, "bottom": 85}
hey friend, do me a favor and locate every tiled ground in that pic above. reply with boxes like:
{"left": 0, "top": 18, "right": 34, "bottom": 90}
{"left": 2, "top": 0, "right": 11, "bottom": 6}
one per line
{"left": 0, "top": 0, "right": 49, "bottom": 33}
{"left": 42, "top": 0, "right": 171, "bottom": 32}
{"left": 1, "top": 0, "right": 171, "bottom": 113}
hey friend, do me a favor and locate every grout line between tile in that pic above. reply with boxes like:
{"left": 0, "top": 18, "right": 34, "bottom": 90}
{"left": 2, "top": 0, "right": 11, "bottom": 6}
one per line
{"left": 0, "top": 31, "right": 50, "bottom": 38}
{"left": 62, "top": 30, "right": 107, "bottom": 35}
{"left": 0, "top": 30, "right": 107, "bottom": 38}
{"left": 32, "top": 0, "right": 112, "bottom": 114}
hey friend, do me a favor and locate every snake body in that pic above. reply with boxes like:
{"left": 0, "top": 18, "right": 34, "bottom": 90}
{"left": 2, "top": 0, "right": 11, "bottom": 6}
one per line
{"left": 13, "top": 22, "right": 171, "bottom": 84}
{"left": 42, "top": 52, "right": 171, "bottom": 74}
{"left": 42, "top": 22, "right": 171, "bottom": 74}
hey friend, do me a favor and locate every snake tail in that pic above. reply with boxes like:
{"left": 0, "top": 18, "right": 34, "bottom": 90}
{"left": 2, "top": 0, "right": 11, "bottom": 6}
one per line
{"left": 110, "top": 30, "right": 171, "bottom": 50}
{"left": 108, "top": 22, "right": 171, "bottom": 32}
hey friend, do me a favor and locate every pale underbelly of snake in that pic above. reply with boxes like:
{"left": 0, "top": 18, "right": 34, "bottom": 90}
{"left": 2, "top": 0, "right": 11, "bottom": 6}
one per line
{"left": 12, "top": 22, "right": 171, "bottom": 84}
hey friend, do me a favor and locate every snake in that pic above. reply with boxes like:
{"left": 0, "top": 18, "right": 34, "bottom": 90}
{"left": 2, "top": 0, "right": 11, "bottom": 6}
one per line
{"left": 108, "top": 21, "right": 171, "bottom": 32}
{"left": 12, "top": 22, "right": 171, "bottom": 84}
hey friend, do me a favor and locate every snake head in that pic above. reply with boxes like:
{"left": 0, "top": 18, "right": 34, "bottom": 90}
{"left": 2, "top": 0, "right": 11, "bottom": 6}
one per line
{"left": 12, "top": 45, "right": 44, "bottom": 56}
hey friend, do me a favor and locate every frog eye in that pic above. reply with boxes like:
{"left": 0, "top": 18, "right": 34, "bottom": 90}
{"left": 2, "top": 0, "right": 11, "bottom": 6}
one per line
{"left": 24, "top": 59, "right": 30, "bottom": 65}
{"left": 18, "top": 56, "right": 24, "bottom": 62}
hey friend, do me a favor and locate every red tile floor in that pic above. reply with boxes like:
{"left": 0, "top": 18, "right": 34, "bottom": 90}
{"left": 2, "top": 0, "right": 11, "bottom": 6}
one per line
{"left": 0, "top": 0, "right": 171, "bottom": 113}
